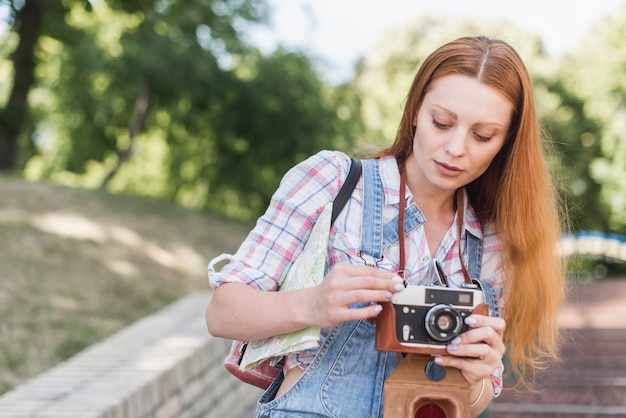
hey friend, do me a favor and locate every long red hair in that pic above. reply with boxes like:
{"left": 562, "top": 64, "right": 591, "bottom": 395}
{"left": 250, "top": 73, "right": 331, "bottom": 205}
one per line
{"left": 380, "top": 36, "right": 566, "bottom": 386}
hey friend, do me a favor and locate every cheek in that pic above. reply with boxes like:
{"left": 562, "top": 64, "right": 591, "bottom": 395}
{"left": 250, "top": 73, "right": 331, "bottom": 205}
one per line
{"left": 413, "top": 125, "right": 441, "bottom": 151}
{"left": 472, "top": 147, "right": 503, "bottom": 175}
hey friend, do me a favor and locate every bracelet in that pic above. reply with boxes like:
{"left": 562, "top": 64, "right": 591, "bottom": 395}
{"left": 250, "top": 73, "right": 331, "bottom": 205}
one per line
{"left": 470, "top": 378, "right": 486, "bottom": 408}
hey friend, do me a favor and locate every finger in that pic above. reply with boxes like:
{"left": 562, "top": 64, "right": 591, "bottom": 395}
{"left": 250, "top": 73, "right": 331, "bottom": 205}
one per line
{"left": 327, "top": 288, "right": 393, "bottom": 308}
{"left": 433, "top": 355, "right": 491, "bottom": 385}
{"left": 465, "top": 314, "right": 506, "bottom": 336}
{"left": 333, "top": 302, "right": 385, "bottom": 323}
{"left": 352, "top": 275, "right": 405, "bottom": 294}
{"left": 330, "top": 264, "right": 406, "bottom": 289}
{"left": 454, "top": 326, "right": 506, "bottom": 355}
{"left": 328, "top": 271, "right": 404, "bottom": 293}
{"left": 445, "top": 340, "right": 500, "bottom": 364}
{"left": 332, "top": 263, "right": 397, "bottom": 279}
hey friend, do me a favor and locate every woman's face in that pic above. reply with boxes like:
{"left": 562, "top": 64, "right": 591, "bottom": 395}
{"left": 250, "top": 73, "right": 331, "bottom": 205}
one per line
{"left": 410, "top": 74, "right": 513, "bottom": 193}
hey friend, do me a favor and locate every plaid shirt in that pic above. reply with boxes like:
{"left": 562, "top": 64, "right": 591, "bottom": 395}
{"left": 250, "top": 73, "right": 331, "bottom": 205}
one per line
{"left": 209, "top": 151, "right": 504, "bottom": 393}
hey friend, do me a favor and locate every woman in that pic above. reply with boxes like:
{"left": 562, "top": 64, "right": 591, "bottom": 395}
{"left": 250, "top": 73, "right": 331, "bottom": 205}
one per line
{"left": 207, "top": 36, "right": 566, "bottom": 417}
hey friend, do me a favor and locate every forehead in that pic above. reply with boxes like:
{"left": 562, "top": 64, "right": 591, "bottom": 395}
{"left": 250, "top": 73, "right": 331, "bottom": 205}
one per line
{"left": 423, "top": 74, "right": 513, "bottom": 125}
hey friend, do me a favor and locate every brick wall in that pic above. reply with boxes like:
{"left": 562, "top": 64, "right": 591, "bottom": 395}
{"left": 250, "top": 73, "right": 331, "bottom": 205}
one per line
{"left": 0, "top": 293, "right": 263, "bottom": 418}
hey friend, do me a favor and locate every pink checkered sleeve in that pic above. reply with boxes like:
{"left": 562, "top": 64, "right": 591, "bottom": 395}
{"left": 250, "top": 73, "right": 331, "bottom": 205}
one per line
{"left": 208, "top": 150, "right": 352, "bottom": 291}
{"left": 491, "top": 360, "right": 504, "bottom": 398}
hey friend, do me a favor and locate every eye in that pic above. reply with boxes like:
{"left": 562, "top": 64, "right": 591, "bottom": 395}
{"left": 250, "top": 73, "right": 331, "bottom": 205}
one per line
{"left": 433, "top": 119, "right": 451, "bottom": 130}
{"left": 473, "top": 132, "right": 493, "bottom": 142}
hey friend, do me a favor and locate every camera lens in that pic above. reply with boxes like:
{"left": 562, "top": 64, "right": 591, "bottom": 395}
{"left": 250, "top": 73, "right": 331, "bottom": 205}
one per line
{"left": 424, "top": 304, "right": 463, "bottom": 342}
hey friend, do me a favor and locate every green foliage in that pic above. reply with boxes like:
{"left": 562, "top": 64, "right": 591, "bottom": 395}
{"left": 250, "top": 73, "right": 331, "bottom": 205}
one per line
{"left": 2, "top": 0, "right": 625, "bottom": 232}
{"left": 54, "top": 327, "right": 99, "bottom": 361}
{"left": 203, "top": 49, "right": 359, "bottom": 218}
{"left": 534, "top": 76, "right": 610, "bottom": 232}
{"left": 0, "top": 0, "right": 360, "bottom": 221}
{"left": 557, "top": 3, "right": 626, "bottom": 233}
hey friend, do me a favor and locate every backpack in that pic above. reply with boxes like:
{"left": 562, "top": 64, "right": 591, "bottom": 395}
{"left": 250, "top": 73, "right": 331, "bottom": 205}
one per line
{"left": 223, "top": 158, "right": 362, "bottom": 389}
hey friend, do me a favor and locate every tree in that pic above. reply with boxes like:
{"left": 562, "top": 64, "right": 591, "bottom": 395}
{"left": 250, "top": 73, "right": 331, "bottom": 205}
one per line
{"left": 559, "top": 3, "right": 626, "bottom": 234}
{"left": 0, "top": 0, "right": 267, "bottom": 174}
{"left": 533, "top": 77, "right": 609, "bottom": 233}
{"left": 6, "top": 0, "right": 359, "bottom": 221}
{"left": 0, "top": 0, "right": 44, "bottom": 170}
{"left": 0, "top": 0, "right": 100, "bottom": 171}
{"left": 203, "top": 49, "right": 361, "bottom": 218}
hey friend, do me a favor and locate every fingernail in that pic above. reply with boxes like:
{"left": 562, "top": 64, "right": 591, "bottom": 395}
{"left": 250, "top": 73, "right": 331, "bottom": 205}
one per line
{"left": 373, "top": 304, "right": 383, "bottom": 313}
{"left": 394, "top": 283, "right": 405, "bottom": 291}
{"left": 386, "top": 291, "right": 393, "bottom": 300}
{"left": 434, "top": 356, "right": 444, "bottom": 364}
{"left": 450, "top": 337, "right": 462, "bottom": 345}
{"left": 392, "top": 276, "right": 403, "bottom": 283}
{"left": 465, "top": 317, "right": 477, "bottom": 326}
{"left": 447, "top": 344, "right": 458, "bottom": 352}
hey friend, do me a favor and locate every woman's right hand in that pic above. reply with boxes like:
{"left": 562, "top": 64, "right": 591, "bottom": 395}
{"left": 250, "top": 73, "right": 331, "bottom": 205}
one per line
{"left": 306, "top": 264, "right": 405, "bottom": 328}
{"left": 207, "top": 265, "right": 403, "bottom": 342}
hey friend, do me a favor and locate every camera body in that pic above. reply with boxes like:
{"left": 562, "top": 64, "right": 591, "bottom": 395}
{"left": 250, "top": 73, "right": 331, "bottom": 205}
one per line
{"left": 375, "top": 283, "right": 488, "bottom": 355}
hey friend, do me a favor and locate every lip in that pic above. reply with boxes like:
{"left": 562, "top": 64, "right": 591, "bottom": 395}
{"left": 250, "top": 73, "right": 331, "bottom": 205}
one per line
{"left": 435, "top": 160, "right": 463, "bottom": 177}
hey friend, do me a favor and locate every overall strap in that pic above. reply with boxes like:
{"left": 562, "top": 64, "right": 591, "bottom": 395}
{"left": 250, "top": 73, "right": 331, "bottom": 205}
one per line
{"left": 360, "top": 159, "right": 425, "bottom": 261}
{"left": 454, "top": 191, "right": 474, "bottom": 286}
{"left": 463, "top": 219, "right": 499, "bottom": 317}
{"left": 466, "top": 234, "right": 483, "bottom": 280}
{"left": 361, "top": 159, "right": 385, "bottom": 259}
{"left": 462, "top": 216, "right": 499, "bottom": 317}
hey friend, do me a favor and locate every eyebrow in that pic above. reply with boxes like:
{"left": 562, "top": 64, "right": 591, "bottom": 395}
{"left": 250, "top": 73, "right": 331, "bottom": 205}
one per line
{"left": 433, "top": 105, "right": 505, "bottom": 128}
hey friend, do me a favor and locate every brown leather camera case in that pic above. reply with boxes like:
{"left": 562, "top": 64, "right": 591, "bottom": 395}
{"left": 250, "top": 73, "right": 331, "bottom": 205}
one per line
{"left": 383, "top": 355, "right": 471, "bottom": 418}
{"left": 375, "top": 301, "right": 489, "bottom": 355}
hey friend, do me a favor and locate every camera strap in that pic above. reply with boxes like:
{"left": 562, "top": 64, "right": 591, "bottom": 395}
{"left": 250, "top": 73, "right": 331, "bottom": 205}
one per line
{"left": 398, "top": 166, "right": 407, "bottom": 280}
{"left": 398, "top": 166, "right": 473, "bottom": 286}
{"left": 455, "top": 190, "right": 474, "bottom": 286}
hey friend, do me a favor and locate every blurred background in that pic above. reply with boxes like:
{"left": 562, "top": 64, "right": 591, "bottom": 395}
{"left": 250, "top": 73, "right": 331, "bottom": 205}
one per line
{"left": 2, "top": 0, "right": 626, "bottom": 243}
{"left": 1, "top": 0, "right": 626, "bottom": 411}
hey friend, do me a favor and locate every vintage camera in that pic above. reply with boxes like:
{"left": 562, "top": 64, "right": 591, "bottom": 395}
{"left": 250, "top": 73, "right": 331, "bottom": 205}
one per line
{"left": 375, "top": 282, "right": 488, "bottom": 356}
{"left": 377, "top": 261, "right": 489, "bottom": 417}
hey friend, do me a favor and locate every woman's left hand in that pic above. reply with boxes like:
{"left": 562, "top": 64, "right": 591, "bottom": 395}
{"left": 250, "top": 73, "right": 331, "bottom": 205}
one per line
{"left": 434, "top": 314, "right": 506, "bottom": 387}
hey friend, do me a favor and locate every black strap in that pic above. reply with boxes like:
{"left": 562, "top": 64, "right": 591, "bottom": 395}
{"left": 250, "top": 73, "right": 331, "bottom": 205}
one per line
{"left": 331, "top": 158, "right": 362, "bottom": 225}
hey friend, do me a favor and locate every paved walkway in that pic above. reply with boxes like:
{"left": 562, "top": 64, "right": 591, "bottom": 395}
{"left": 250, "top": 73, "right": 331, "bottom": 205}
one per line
{"left": 490, "top": 278, "right": 626, "bottom": 417}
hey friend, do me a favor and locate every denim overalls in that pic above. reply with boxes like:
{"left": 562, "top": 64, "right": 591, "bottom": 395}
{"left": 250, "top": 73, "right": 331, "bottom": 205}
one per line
{"left": 255, "top": 159, "right": 499, "bottom": 418}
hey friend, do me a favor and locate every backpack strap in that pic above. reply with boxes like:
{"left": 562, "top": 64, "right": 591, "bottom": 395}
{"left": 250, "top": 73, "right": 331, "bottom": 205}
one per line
{"left": 331, "top": 158, "right": 362, "bottom": 225}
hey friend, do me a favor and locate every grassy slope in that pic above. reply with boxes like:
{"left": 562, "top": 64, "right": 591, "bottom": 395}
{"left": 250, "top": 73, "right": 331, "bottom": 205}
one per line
{"left": 0, "top": 176, "right": 251, "bottom": 395}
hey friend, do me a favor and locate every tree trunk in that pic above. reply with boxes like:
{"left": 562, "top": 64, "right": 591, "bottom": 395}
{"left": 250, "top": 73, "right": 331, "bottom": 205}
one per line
{"left": 100, "top": 76, "right": 151, "bottom": 190}
{"left": 0, "top": 1, "right": 44, "bottom": 171}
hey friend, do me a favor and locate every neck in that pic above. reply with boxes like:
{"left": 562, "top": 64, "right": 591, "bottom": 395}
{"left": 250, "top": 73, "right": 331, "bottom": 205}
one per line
{"left": 411, "top": 186, "right": 456, "bottom": 216}
{"left": 403, "top": 163, "right": 456, "bottom": 217}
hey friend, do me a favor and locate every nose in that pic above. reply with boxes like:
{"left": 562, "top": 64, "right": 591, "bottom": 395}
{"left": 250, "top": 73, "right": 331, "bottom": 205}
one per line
{"left": 444, "top": 129, "right": 466, "bottom": 157}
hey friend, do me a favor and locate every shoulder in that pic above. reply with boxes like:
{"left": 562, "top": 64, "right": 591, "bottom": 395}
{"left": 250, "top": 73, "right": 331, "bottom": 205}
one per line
{"left": 279, "top": 150, "right": 353, "bottom": 193}
{"left": 270, "top": 151, "right": 354, "bottom": 216}
{"left": 287, "top": 150, "right": 352, "bottom": 178}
